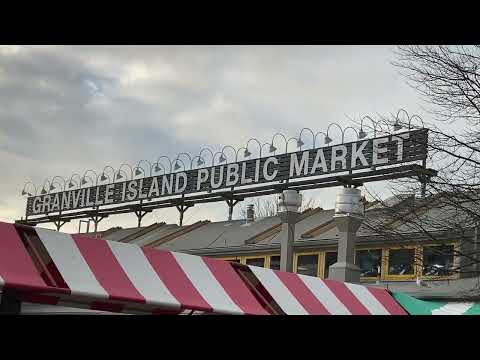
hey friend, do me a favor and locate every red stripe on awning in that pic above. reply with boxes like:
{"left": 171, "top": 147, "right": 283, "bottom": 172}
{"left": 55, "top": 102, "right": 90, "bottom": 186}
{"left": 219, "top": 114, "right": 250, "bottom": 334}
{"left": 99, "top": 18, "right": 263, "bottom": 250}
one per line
{"left": 90, "top": 301, "right": 125, "bottom": 313}
{"left": 72, "top": 234, "right": 146, "bottom": 304}
{"left": 275, "top": 271, "right": 331, "bottom": 315}
{"left": 19, "top": 293, "right": 61, "bottom": 306}
{"left": 323, "top": 279, "right": 371, "bottom": 315}
{"left": 0, "top": 222, "right": 47, "bottom": 291}
{"left": 152, "top": 308, "right": 184, "bottom": 315}
{"left": 202, "top": 257, "right": 270, "bottom": 315}
{"left": 142, "top": 248, "right": 213, "bottom": 312}
{"left": 368, "top": 287, "right": 408, "bottom": 315}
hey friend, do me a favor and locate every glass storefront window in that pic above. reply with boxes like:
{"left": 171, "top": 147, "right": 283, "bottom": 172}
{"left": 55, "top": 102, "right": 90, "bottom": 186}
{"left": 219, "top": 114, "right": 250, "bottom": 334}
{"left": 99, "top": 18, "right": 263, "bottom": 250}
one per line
{"left": 245, "top": 257, "right": 265, "bottom": 267}
{"left": 388, "top": 248, "right": 415, "bottom": 275}
{"left": 296, "top": 254, "right": 319, "bottom": 277}
{"left": 324, "top": 252, "right": 337, "bottom": 279}
{"left": 270, "top": 256, "right": 280, "bottom": 270}
{"left": 356, "top": 249, "right": 382, "bottom": 278}
{"left": 423, "top": 245, "right": 454, "bottom": 276}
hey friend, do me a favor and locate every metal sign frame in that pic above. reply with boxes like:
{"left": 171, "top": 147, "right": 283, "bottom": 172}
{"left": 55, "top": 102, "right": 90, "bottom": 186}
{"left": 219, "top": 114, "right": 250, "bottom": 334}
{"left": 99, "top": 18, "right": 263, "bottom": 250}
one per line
{"left": 19, "top": 128, "right": 431, "bottom": 230}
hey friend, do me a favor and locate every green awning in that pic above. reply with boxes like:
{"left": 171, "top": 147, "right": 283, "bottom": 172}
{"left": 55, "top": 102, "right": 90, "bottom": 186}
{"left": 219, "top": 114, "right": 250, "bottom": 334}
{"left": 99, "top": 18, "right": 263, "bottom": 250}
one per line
{"left": 393, "top": 292, "right": 480, "bottom": 315}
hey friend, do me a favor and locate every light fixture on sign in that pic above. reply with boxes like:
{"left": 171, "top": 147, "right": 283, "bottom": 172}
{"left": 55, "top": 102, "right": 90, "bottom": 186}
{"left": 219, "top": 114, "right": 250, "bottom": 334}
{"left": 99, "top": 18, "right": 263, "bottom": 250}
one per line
{"left": 154, "top": 164, "right": 162, "bottom": 173}
{"left": 197, "top": 158, "right": 204, "bottom": 166}
{"left": 116, "top": 172, "right": 123, "bottom": 180}
{"left": 393, "top": 121, "right": 402, "bottom": 131}
{"left": 49, "top": 184, "right": 56, "bottom": 191}
{"left": 135, "top": 168, "right": 143, "bottom": 176}
{"left": 100, "top": 173, "right": 108, "bottom": 182}
{"left": 244, "top": 148, "right": 252, "bottom": 158}
{"left": 324, "top": 135, "right": 333, "bottom": 144}
{"left": 358, "top": 128, "right": 367, "bottom": 139}
{"left": 296, "top": 138, "right": 304, "bottom": 148}
{"left": 41, "top": 188, "right": 47, "bottom": 195}
{"left": 219, "top": 153, "right": 227, "bottom": 163}
{"left": 269, "top": 143, "right": 277, "bottom": 153}
{"left": 174, "top": 161, "right": 181, "bottom": 171}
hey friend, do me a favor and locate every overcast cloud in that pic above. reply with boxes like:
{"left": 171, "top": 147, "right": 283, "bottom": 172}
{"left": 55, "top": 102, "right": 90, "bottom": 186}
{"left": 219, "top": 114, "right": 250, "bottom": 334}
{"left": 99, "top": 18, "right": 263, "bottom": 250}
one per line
{"left": 0, "top": 45, "right": 425, "bottom": 232}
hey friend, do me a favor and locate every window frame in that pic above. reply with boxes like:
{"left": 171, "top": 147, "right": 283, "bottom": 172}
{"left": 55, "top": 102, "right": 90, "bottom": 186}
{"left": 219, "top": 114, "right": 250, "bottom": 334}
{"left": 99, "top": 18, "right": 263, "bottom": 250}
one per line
{"left": 420, "top": 242, "right": 458, "bottom": 280}
{"left": 294, "top": 251, "right": 322, "bottom": 277}
{"left": 384, "top": 245, "right": 419, "bottom": 280}
{"left": 355, "top": 247, "right": 384, "bottom": 282}
{"left": 241, "top": 255, "right": 268, "bottom": 268}
{"left": 321, "top": 250, "right": 338, "bottom": 279}
{"left": 267, "top": 254, "right": 281, "bottom": 270}
{"left": 218, "top": 256, "right": 241, "bottom": 263}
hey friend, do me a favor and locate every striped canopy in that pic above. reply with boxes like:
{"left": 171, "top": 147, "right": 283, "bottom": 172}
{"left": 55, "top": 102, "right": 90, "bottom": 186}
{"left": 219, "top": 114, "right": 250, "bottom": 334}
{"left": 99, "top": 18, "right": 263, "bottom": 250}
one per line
{"left": 1, "top": 221, "right": 409, "bottom": 315}
{"left": 0, "top": 222, "right": 267, "bottom": 315}
{"left": 248, "top": 266, "right": 407, "bottom": 315}
{"left": 393, "top": 292, "right": 480, "bottom": 315}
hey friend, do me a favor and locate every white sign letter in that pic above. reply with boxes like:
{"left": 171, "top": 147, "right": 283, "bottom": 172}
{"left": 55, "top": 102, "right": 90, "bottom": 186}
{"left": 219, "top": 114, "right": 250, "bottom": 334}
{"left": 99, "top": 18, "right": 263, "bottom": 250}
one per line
{"left": 290, "top": 151, "right": 310, "bottom": 177}
{"left": 263, "top": 157, "right": 278, "bottom": 181}
{"left": 373, "top": 138, "right": 389, "bottom": 165}
{"left": 331, "top": 145, "right": 348, "bottom": 171}
{"left": 226, "top": 164, "right": 240, "bottom": 187}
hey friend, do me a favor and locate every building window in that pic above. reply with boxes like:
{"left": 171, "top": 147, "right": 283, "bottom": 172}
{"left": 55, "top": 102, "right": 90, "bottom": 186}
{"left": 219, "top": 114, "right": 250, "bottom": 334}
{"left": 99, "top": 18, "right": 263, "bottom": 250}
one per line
{"left": 245, "top": 257, "right": 265, "bottom": 267}
{"left": 423, "top": 245, "right": 454, "bottom": 277}
{"left": 324, "top": 252, "right": 337, "bottom": 279}
{"left": 270, "top": 255, "right": 280, "bottom": 270}
{"left": 357, "top": 249, "right": 382, "bottom": 278}
{"left": 296, "top": 254, "right": 319, "bottom": 277}
{"left": 388, "top": 248, "right": 415, "bottom": 276}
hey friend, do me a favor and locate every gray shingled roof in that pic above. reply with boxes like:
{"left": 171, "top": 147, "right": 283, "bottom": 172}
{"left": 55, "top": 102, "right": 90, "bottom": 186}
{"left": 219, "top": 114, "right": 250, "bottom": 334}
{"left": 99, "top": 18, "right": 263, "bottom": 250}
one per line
{"left": 130, "top": 224, "right": 180, "bottom": 246}
{"left": 206, "top": 216, "right": 281, "bottom": 248}
{"left": 159, "top": 220, "right": 246, "bottom": 251}
{"left": 102, "top": 227, "right": 144, "bottom": 242}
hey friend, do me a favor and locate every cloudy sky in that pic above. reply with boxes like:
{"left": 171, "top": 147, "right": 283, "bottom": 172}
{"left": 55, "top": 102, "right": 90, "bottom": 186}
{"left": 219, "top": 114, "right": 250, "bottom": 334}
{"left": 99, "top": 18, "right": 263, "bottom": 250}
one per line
{"left": 0, "top": 45, "right": 426, "bottom": 232}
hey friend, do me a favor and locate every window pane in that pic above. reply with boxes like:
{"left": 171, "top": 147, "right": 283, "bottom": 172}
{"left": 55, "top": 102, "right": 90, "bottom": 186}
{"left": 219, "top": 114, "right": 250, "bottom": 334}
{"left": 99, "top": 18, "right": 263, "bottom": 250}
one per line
{"left": 423, "top": 245, "right": 454, "bottom": 276}
{"left": 324, "top": 252, "right": 337, "bottom": 279}
{"left": 245, "top": 258, "right": 265, "bottom": 267}
{"left": 388, "top": 249, "right": 415, "bottom": 275}
{"left": 296, "top": 254, "right": 318, "bottom": 277}
{"left": 357, "top": 249, "right": 382, "bottom": 277}
{"left": 270, "top": 256, "right": 280, "bottom": 270}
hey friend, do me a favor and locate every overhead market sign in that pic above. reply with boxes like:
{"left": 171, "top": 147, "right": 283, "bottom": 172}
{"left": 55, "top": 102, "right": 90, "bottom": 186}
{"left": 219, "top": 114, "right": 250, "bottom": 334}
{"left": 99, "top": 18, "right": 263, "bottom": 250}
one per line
{"left": 26, "top": 129, "right": 428, "bottom": 216}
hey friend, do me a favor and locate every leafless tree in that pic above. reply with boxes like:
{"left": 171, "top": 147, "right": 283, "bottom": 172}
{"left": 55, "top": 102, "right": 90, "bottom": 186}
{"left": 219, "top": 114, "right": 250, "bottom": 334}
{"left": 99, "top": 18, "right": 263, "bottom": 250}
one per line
{"left": 359, "top": 46, "right": 480, "bottom": 291}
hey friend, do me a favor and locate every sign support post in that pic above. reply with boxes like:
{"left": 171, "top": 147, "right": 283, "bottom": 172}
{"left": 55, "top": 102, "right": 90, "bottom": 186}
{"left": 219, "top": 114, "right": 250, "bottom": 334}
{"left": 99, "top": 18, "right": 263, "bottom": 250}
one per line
{"left": 278, "top": 190, "right": 302, "bottom": 272}
{"left": 328, "top": 186, "right": 364, "bottom": 283}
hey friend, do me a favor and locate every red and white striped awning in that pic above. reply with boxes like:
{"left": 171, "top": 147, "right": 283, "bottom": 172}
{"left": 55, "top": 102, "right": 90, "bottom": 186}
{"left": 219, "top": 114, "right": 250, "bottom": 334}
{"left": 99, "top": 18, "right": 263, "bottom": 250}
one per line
{"left": 248, "top": 266, "right": 407, "bottom": 315}
{"left": 0, "top": 221, "right": 407, "bottom": 315}
{"left": 0, "top": 222, "right": 268, "bottom": 315}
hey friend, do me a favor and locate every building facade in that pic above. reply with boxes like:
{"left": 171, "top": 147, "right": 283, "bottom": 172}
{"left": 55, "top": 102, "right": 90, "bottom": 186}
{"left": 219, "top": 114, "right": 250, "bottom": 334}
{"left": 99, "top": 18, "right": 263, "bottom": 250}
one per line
{"left": 84, "top": 195, "right": 471, "bottom": 289}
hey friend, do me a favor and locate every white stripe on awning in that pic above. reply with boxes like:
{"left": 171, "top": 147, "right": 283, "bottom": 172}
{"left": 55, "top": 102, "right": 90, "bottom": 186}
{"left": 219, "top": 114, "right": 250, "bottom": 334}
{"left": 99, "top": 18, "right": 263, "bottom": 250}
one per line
{"left": 432, "top": 302, "right": 474, "bottom": 315}
{"left": 107, "top": 241, "right": 180, "bottom": 308}
{"left": 248, "top": 266, "right": 308, "bottom": 315}
{"left": 299, "top": 274, "right": 351, "bottom": 315}
{"left": 344, "top": 283, "right": 390, "bottom": 315}
{"left": 35, "top": 228, "right": 109, "bottom": 299}
{"left": 172, "top": 252, "right": 243, "bottom": 315}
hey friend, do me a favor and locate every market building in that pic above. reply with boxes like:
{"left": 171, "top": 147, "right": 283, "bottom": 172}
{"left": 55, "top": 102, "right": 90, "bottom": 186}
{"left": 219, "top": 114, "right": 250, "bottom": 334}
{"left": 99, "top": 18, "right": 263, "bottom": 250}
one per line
{"left": 77, "top": 192, "right": 480, "bottom": 302}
